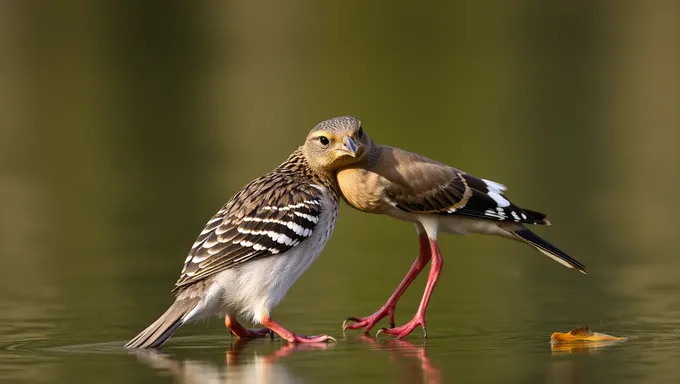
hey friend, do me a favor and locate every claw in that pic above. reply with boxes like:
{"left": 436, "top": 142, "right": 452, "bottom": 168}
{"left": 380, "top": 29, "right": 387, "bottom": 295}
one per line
{"left": 373, "top": 317, "right": 427, "bottom": 340}
{"left": 341, "top": 309, "right": 395, "bottom": 334}
{"left": 376, "top": 328, "right": 387, "bottom": 339}
{"left": 342, "top": 317, "right": 361, "bottom": 331}
{"left": 289, "top": 334, "right": 337, "bottom": 344}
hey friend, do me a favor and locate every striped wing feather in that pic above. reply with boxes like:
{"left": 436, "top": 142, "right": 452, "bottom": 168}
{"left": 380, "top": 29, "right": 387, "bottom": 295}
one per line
{"left": 173, "top": 174, "right": 323, "bottom": 290}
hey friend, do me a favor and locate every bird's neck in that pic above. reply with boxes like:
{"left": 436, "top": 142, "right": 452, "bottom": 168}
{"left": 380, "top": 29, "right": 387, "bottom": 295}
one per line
{"left": 336, "top": 143, "right": 381, "bottom": 173}
{"left": 280, "top": 147, "right": 340, "bottom": 196}
{"left": 360, "top": 144, "right": 382, "bottom": 169}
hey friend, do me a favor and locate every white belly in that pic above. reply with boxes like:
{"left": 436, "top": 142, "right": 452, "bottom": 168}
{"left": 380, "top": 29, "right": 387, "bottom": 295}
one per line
{"left": 384, "top": 205, "right": 507, "bottom": 237}
{"left": 439, "top": 216, "right": 508, "bottom": 236}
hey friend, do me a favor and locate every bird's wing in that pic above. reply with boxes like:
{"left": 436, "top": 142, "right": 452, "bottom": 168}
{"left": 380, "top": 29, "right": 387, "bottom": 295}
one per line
{"left": 379, "top": 147, "right": 548, "bottom": 224}
{"left": 173, "top": 174, "right": 327, "bottom": 290}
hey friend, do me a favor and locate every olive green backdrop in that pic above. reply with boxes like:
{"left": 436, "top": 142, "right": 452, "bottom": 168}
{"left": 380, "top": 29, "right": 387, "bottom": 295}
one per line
{"left": 1, "top": 1, "right": 678, "bottom": 383}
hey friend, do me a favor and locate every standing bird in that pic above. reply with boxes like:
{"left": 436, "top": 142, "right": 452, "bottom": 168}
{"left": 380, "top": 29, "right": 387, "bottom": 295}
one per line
{"left": 125, "top": 122, "right": 359, "bottom": 348}
{"left": 317, "top": 116, "right": 586, "bottom": 339}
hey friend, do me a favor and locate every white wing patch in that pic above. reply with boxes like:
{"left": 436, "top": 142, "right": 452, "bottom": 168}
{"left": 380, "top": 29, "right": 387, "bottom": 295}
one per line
{"left": 482, "top": 179, "right": 507, "bottom": 192}
{"left": 483, "top": 178, "right": 510, "bottom": 207}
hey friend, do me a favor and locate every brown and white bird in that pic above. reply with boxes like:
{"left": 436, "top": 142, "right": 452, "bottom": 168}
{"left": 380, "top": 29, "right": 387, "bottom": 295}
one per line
{"left": 125, "top": 122, "right": 359, "bottom": 348}
{"left": 315, "top": 116, "right": 586, "bottom": 339}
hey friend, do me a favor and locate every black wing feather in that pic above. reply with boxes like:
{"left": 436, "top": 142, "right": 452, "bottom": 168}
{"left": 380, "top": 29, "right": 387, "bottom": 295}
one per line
{"left": 393, "top": 171, "right": 548, "bottom": 225}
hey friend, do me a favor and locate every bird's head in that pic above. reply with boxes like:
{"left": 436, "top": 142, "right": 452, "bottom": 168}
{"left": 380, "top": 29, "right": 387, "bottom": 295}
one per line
{"left": 302, "top": 116, "right": 374, "bottom": 171}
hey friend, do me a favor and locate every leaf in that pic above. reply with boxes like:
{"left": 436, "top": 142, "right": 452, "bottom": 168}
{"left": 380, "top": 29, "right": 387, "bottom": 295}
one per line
{"left": 551, "top": 326, "right": 626, "bottom": 343}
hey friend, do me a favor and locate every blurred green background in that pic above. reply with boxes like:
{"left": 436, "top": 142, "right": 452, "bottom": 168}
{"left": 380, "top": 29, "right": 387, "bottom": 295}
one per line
{"left": 1, "top": 1, "right": 679, "bottom": 383}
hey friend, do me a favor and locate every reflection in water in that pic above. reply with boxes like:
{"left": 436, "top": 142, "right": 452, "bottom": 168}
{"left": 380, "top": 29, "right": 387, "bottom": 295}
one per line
{"left": 132, "top": 338, "right": 442, "bottom": 384}
{"left": 353, "top": 336, "right": 441, "bottom": 384}
{"left": 550, "top": 339, "right": 626, "bottom": 355}
{"left": 548, "top": 339, "right": 628, "bottom": 384}
{"left": 133, "top": 339, "right": 330, "bottom": 384}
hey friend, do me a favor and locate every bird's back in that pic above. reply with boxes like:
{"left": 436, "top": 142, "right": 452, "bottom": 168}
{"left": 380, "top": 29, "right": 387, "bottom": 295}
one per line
{"left": 338, "top": 145, "right": 458, "bottom": 214}
{"left": 338, "top": 145, "right": 549, "bottom": 226}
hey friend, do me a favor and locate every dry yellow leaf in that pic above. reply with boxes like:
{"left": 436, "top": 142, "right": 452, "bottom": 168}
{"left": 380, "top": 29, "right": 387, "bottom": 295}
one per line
{"left": 551, "top": 326, "right": 626, "bottom": 343}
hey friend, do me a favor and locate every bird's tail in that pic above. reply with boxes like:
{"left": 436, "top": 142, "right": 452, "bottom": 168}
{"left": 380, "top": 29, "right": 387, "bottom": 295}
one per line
{"left": 124, "top": 297, "right": 201, "bottom": 349}
{"left": 508, "top": 227, "right": 587, "bottom": 274}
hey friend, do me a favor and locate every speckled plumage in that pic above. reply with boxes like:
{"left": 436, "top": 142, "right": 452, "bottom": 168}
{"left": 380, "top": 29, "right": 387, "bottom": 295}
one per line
{"left": 126, "top": 139, "right": 342, "bottom": 349}
{"left": 174, "top": 148, "right": 338, "bottom": 289}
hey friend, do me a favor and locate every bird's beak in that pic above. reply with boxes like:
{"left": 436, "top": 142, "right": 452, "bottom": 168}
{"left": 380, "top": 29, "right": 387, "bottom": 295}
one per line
{"left": 339, "top": 136, "right": 358, "bottom": 158}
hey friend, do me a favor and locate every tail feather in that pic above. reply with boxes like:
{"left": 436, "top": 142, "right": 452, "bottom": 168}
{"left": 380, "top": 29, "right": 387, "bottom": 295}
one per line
{"left": 124, "top": 298, "right": 200, "bottom": 349}
{"left": 509, "top": 227, "right": 586, "bottom": 274}
{"left": 521, "top": 209, "right": 551, "bottom": 226}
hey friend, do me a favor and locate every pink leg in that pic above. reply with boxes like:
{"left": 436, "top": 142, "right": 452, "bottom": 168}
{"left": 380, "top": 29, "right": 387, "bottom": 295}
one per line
{"left": 376, "top": 238, "right": 443, "bottom": 339}
{"left": 343, "top": 234, "right": 431, "bottom": 333}
{"left": 225, "top": 315, "right": 273, "bottom": 339}
{"left": 262, "top": 315, "right": 336, "bottom": 344}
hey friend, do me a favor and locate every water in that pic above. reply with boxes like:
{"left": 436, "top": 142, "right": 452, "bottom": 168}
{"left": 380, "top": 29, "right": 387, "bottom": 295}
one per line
{"left": 3, "top": 284, "right": 680, "bottom": 383}
{"left": 1, "top": 1, "right": 679, "bottom": 383}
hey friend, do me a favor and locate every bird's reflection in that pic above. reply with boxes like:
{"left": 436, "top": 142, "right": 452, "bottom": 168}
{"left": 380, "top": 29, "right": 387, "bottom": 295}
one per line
{"left": 352, "top": 336, "right": 441, "bottom": 384}
{"left": 132, "top": 339, "right": 330, "bottom": 384}
{"left": 132, "top": 336, "right": 441, "bottom": 384}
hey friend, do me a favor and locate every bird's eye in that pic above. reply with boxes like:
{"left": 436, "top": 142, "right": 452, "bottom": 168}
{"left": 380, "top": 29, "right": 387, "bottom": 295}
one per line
{"left": 318, "top": 136, "right": 330, "bottom": 146}
{"left": 357, "top": 126, "right": 363, "bottom": 138}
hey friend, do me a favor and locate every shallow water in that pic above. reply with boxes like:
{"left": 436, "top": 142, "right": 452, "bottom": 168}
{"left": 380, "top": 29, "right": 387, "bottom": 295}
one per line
{"left": 2, "top": 260, "right": 680, "bottom": 383}
{"left": 2, "top": 1, "right": 680, "bottom": 383}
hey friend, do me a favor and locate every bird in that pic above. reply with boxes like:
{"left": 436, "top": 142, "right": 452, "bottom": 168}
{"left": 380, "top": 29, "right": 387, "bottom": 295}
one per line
{"left": 124, "top": 120, "right": 361, "bottom": 348}
{"left": 315, "top": 116, "right": 587, "bottom": 339}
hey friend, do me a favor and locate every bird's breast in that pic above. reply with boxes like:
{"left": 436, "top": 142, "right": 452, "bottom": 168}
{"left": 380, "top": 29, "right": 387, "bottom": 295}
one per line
{"left": 336, "top": 168, "right": 386, "bottom": 213}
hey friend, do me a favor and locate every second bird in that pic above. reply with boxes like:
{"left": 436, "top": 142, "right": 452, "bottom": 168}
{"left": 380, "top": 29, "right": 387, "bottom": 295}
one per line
{"left": 317, "top": 116, "right": 586, "bottom": 340}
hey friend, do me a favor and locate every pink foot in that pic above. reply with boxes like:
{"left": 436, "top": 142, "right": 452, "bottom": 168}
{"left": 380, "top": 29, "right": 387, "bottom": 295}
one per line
{"left": 240, "top": 328, "right": 274, "bottom": 338}
{"left": 376, "top": 315, "right": 426, "bottom": 340}
{"left": 226, "top": 316, "right": 273, "bottom": 339}
{"left": 343, "top": 234, "right": 433, "bottom": 335}
{"left": 261, "top": 315, "right": 336, "bottom": 344}
{"left": 343, "top": 305, "right": 395, "bottom": 333}
{"left": 286, "top": 334, "right": 337, "bottom": 344}
{"left": 376, "top": 237, "right": 442, "bottom": 340}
